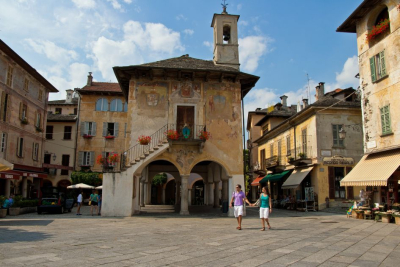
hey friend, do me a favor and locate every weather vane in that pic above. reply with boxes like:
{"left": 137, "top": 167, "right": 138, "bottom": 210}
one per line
{"left": 221, "top": 0, "right": 228, "bottom": 13}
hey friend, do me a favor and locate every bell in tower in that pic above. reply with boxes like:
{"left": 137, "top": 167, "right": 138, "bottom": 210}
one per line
{"left": 211, "top": 1, "right": 240, "bottom": 70}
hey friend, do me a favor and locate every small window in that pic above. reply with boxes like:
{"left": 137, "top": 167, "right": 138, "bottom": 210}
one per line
{"left": 286, "top": 136, "right": 291, "bottom": 155}
{"left": 38, "top": 90, "right": 43, "bottom": 101}
{"left": 370, "top": 50, "right": 387, "bottom": 82}
{"left": 82, "top": 122, "right": 96, "bottom": 136}
{"left": 16, "top": 137, "right": 24, "bottom": 157}
{"left": 270, "top": 143, "right": 273, "bottom": 157}
{"left": 1, "top": 92, "right": 9, "bottom": 122}
{"left": 32, "top": 143, "right": 39, "bottom": 161}
{"left": 110, "top": 99, "right": 123, "bottom": 112}
{"left": 223, "top": 25, "right": 231, "bottom": 44}
{"left": 35, "top": 112, "right": 41, "bottom": 128}
{"left": 55, "top": 108, "right": 62, "bottom": 114}
{"left": 103, "top": 122, "right": 119, "bottom": 137}
{"left": 380, "top": 105, "right": 392, "bottom": 135}
{"left": 63, "top": 126, "right": 72, "bottom": 140}
{"left": 96, "top": 98, "right": 108, "bottom": 111}
{"left": 332, "top": 125, "right": 344, "bottom": 147}
{"left": 74, "top": 108, "right": 78, "bottom": 115}
{"left": 24, "top": 78, "right": 29, "bottom": 92}
{"left": 81, "top": 151, "right": 93, "bottom": 166}
{"left": 6, "top": 65, "right": 13, "bottom": 87}
{"left": 1, "top": 133, "right": 7, "bottom": 153}
{"left": 19, "top": 103, "right": 28, "bottom": 121}
{"left": 61, "top": 155, "right": 70, "bottom": 175}
{"left": 260, "top": 149, "right": 265, "bottom": 170}
{"left": 46, "top": 125, "right": 54, "bottom": 139}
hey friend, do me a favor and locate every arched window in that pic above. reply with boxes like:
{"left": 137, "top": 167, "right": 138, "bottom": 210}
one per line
{"left": 110, "top": 99, "right": 123, "bottom": 112}
{"left": 223, "top": 25, "right": 231, "bottom": 44}
{"left": 95, "top": 98, "right": 108, "bottom": 111}
{"left": 375, "top": 7, "right": 389, "bottom": 27}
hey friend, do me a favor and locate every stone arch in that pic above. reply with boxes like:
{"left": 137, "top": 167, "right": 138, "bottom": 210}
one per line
{"left": 189, "top": 176, "right": 204, "bottom": 189}
{"left": 43, "top": 179, "right": 53, "bottom": 187}
{"left": 188, "top": 158, "right": 231, "bottom": 178}
{"left": 366, "top": 4, "right": 390, "bottom": 32}
{"left": 134, "top": 157, "right": 183, "bottom": 177}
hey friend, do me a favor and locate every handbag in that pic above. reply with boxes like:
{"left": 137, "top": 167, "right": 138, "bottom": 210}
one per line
{"left": 89, "top": 200, "right": 92, "bottom": 206}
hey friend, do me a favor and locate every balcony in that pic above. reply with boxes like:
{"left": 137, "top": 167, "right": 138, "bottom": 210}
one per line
{"left": 167, "top": 124, "right": 207, "bottom": 153}
{"left": 287, "top": 146, "right": 312, "bottom": 166}
{"left": 265, "top": 156, "right": 286, "bottom": 171}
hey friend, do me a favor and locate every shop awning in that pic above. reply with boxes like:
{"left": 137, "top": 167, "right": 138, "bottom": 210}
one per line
{"left": 0, "top": 170, "right": 21, "bottom": 180}
{"left": 260, "top": 170, "right": 292, "bottom": 184}
{"left": 281, "top": 166, "right": 314, "bottom": 189}
{"left": 340, "top": 150, "right": 400, "bottom": 187}
{"left": 251, "top": 176, "right": 264, "bottom": 186}
{"left": 0, "top": 158, "right": 13, "bottom": 171}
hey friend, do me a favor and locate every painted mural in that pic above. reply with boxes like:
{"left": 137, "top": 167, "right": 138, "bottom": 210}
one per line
{"left": 171, "top": 81, "right": 201, "bottom": 99}
{"left": 135, "top": 82, "right": 168, "bottom": 114}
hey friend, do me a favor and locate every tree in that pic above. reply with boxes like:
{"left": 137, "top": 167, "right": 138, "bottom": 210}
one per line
{"left": 152, "top": 173, "right": 168, "bottom": 186}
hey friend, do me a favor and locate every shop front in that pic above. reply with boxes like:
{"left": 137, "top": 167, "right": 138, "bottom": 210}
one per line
{"left": 259, "top": 170, "right": 292, "bottom": 208}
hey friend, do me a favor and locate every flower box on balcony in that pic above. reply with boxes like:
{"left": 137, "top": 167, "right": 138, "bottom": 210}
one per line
{"left": 198, "top": 130, "right": 211, "bottom": 141}
{"left": 83, "top": 134, "right": 94, "bottom": 139}
{"left": 366, "top": 19, "right": 390, "bottom": 42}
{"left": 20, "top": 118, "right": 28, "bottom": 125}
{"left": 104, "top": 136, "right": 115, "bottom": 139}
{"left": 165, "top": 130, "right": 179, "bottom": 140}
{"left": 35, "top": 127, "right": 43, "bottom": 132}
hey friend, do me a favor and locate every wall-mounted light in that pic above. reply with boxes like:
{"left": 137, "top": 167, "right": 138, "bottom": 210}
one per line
{"left": 339, "top": 124, "right": 362, "bottom": 140}
{"left": 52, "top": 153, "right": 56, "bottom": 161}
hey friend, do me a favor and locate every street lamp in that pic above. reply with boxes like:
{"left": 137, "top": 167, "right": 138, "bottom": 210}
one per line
{"left": 338, "top": 124, "right": 362, "bottom": 140}
{"left": 338, "top": 128, "right": 347, "bottom": 139}
{"left": 52, "top": 154, "right": 57, "bottom": 161}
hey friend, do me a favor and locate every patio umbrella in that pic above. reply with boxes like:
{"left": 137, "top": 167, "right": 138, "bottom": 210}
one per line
{"left": 95, "top": 186, "right": 102, "bottom": 190}
{"left": 67, "top": 183, "right": 95, "bottom": 189}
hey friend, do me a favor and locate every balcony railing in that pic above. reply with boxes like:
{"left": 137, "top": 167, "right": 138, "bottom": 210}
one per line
{"left": 287, "top": 146, "right": 312, "bottom": 165}
{"left": 167, "top": 124, "right": 206, "bottom": 141}
{"left": 264, "top": 156, "right": 286, "bottom": 170}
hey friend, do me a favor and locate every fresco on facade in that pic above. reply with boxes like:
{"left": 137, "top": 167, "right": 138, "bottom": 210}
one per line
{"left": 171, "top": 82, "right": 201, "bottom": 99}
{"left": 135, "top": 82, "right": 168, "bottom": 111}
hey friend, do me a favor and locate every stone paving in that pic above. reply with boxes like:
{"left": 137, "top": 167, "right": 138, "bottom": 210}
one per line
{"left": 0, "top": 206, "right": 399, "bottom": 267}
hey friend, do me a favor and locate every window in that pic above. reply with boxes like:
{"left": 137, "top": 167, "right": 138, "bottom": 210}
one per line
{"left": 81, "top": 122, "right": 96, "bottom": 136}
{"left": 63, "top": 126, "right": 72, "bottom": 140}
{"left": 103, "top": 122, "right": 119, "bottom": 137}
{"left": 0, "top": 92, "right": 9, "bottom": 122}
{"left": 286, "top": 135, "right": 291, "bottom": 155}
{"left": 260, "top": 149, "right": 265, "bottom": 170}
{"left": 46, "top": 125, "right": 54, "bottom": 139}
{"left": 370, "top": 51, "right": 387, "bottom": 82}
{"left": 332, "top": 125, "right": 344, "bottom": 147}
{"left": 110, "top": 99, "right": 123, "bottom": 112}
{"left": 277, "top": 140, "right": 281, "bottom": 160}
{"left": 262, "top": 124, "right": 269, "bottom": 135}
{"left": 24, "top": 78, "right": 29, "bottom": 92}
{"left": 334, "top": 167, "right": 345, "bottom": 199}
{"left": 1, "top": 133, "right": 7, "bottom": 153}
{"left": 16, "top": 137, "right": 24, "bottom": 157}
{"left": 32, "top": 143, "right": 39, "bottom": 161}
{"left": 270, "top": 143, "right": 273, "bottom": 157}
{"left": 6, "top": 65, "right": 13, "bottom": 87}
{"left": 55, "top": 108, "right": 62, "bottom": 114}
{"left": 35, "top": 112, "right": 41, "bottom": 128}
{"left": 19, "top": 103, "right": 27, "bottom": 121}
{"left": 96, "top": 98, "right": 108, "bottom": 111}
{"left": 223, "top": 25, "right": 231, "bottom": 44}
{"left": 61, "top": 155, "right": 70, "bottom": 175}
{"left": 302, "top": 129, "right": 307, "bottom": 156}
{"left": 73, "top": 108, "right": 77, "bottom": 115}
{"left": 380, "top": 105, "right": 392, "bottom": 135}
{"left": 103, "top": 152, "right": 116, "bottom": 167}
{"left": 79, "top": 151, "right": 94, "bottom": 166}
{"left": 38, "top": 90, "right": 43, "bottom": 101}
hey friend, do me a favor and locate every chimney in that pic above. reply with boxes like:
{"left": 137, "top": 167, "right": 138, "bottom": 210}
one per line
{"left": 302, "top": 99, "right": 308, "bottom": 109}
{"left": 87, "top": 72, "right": 93, "bottom": 86}
{"left": 280, "top": 95, "right": 288, "bottom": 107}
{"left": 65, "top": 89, "right": 73, "bottom": 103}
{"left": 315, "top": 82, "right": 325, "bottom": 100}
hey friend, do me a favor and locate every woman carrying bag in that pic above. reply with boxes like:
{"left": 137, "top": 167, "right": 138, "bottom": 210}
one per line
{"left": 255, "top": 186, "right": 272, "bottom": 231}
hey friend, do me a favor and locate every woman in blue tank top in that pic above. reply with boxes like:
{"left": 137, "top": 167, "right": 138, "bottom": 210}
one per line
{"left": 258, "top": 186, "right": 272, "bottom": 231}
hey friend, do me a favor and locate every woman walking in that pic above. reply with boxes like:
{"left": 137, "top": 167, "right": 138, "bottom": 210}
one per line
{"left": 90, "top": 190, "right": 99, "bottom": 216}
{"left": 258, "top": 186, "right": 272, "bottom": 231}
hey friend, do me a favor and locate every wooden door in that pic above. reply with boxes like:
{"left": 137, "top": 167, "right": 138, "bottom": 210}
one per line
{"left": 177, "top": 106, "right": 194, "bottom": 139}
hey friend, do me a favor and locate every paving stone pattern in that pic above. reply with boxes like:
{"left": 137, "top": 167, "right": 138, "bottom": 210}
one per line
{"left": 0, "top": 207, "right": 399, "bottom": 266}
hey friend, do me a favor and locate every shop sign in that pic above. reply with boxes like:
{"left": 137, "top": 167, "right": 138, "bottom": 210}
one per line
{"left": 323, "top": 156, "right": 354, "bottom": 166}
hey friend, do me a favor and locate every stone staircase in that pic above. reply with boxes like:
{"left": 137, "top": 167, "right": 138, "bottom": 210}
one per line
{"left": 140, "top": 205, "right": 176, "bottom": 214}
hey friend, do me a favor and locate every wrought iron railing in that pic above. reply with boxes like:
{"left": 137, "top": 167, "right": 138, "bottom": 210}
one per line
{"left": 264, "top": 156, "right": 286, "bottom": 169}
{"left": 167, "top": 124, "right": 206, "bottom": 140}
{"left": 286, "top": 146, "right": 312, "bottom": 163}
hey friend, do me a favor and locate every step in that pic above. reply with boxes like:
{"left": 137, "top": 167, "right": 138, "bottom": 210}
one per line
{"left": 142, "top": 205, "right": 175, "bottom": 210}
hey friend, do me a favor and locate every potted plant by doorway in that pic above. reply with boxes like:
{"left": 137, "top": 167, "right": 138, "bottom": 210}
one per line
{"left": 0, "top": 196, "right": 7, "bottom": 218}
{"left": 9, "top": 195, "right": 22, "bottom": 216}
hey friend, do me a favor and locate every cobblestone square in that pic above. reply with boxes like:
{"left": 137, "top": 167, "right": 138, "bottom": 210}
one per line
{"left": 1, "top": 207, "right": 399, "bottom": 266}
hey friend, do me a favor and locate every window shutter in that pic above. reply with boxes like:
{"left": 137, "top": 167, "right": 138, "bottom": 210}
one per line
{"left": 92, "top": 122, "right": 97, "bottom": 136}
{"left": 16, "top": 137, "right": 20, "bottom": 157}
{"left": 5, "top": 95, "right": 10, "bottom": 122}
{"left": 385, "top": 106, "right": 391, "bottom": 133}
{"left": 32, "top": 142, "right": 34, "bottom": 160}
{"left": 78, "top": 152, "right": 83, "bottom": 166}
{"left": 124, "top": 123, "right": 127, "bottom": 138}
{"left": 328, "top": 167, "right": 335, "bottom": 199}
{"left": 380, "top": 51, "right": 386, "bottom": 77}
{"left": 90, "top": 152, "right": 95, "bottom": 166}
{"left": 114, "top": 122, "right": 119, "bottom": 137}
{"left": 19, "top": 102, "right": 23, "bottom": 120}
{"left": 0, "top": 92, "right": 5, "bottom": 120}
{"left": 346, "top": 167, "right": 353, "bottom": 199}
{"left": 103, "top": 122, "right": 108, "bottom": 136}
{"left": 80, "top": 122, "right": 86, "bottom": 136}
{"left": 370, "top": 57, "right": 376, "bottom": 82}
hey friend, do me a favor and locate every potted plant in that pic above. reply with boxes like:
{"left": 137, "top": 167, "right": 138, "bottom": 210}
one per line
{"left": 165, "top": 130, "right": 179, "bottom": 140}
{"left": 97, "top": 155, "right": 106, "bottom": 165}
{"left": 0, "top": 195, "right": 7, "bottom": 218}
{"left": 9, "top": 195, "right": 22, "bottom": 216}
{"left": 366, "top": 19, "right": 390, "bottom": 42}
{"left": 107, "top": 153, "right": 119, "bottom": 165}
{"left": 104, "top": 134, "right": 115, "bottom": 139}
{"left": 198, "top": 130, "right": 211, "bottom": 141}
{"left": 137, "top": 135, "right": 151, "bottom": 145}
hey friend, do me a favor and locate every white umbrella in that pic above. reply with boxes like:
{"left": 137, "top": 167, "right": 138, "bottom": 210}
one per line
{"left": 67, "top": 183, "right": 95, "bottom": 189}
{"left": 95, "top": 186, "right": 102, "bottom": 190}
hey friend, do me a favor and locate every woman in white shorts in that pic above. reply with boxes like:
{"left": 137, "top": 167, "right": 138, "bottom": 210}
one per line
{"left": 258, "top": 186, "right": 272, "bottom": 231}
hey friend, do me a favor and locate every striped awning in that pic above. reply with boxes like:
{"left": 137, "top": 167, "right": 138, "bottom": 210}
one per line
{"left": 251, "top": 176, "right": 264, "bottom": 186}
{"left": 282, "top": 166, "right": 313, "bottom": 189}
{"left": 340, "top": 149, "right": 400, "bottom": 187}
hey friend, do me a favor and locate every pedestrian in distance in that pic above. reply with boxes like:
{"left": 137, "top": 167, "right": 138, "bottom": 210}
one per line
{"left": 90, "top": 190, "right": 99, "bottom": 216}
{"left": 76, "top": 191, "right": 83, "bottom": 215}
{"left": 98, "top": 194, "right": 102, "bottom": 216}
{"left": 229, "top": 184, "right": 252, "bottom": 230}
{"left": 255, "top": 186, "right": 272, "bottom": 231}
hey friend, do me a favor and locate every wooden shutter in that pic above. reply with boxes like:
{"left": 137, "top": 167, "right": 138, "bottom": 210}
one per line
{"left": 370, "top": 56, "right": 376, "bottom": 82}
{"left": 89, "top": 152, "right": 95, "bottom": 166}
{"left": 380, "top": 51, "right": 386, "bottom": 77}
{"left": 19, "top": 102, "right": 23, "bottom": 120}
{"left": 5, "top": 94, "right": 10, "bottom": 122}
{"left": 78, "top": 152, "right": 83, "bottom": 166}
{"left": 80, "top": 122, "right": 86, "bottom": 136}
{"left": 92, "top": 122, "right": 97, "bottom": 136}
{"left": 124, "top": 123, "right": 127, "bottom": 138}
{"left": 328, "top": 167, "right": 335, "bottom": 199}
{"left": 384, "top": 106, "right": 391, "bottom": 133}
{"left": 114, "top": 122, "right": 119, "bottom": 137}
{"left": 16, "top": 137, "right": 20, "bottom": 157}
{"left": 32, "top": 142, "right": 35, "bottom": 160}
{"left": 346, "top": 167, "right": 353, "bottom": 199}
{"left": 0, "top": 92, "right": 5, "bottom": 120}
{"left": 103, "top": 122, "right": 108, "bottom": 136}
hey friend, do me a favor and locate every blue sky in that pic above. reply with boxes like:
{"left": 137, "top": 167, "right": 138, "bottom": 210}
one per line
{"left": 0, "top": 0, "right": 362, "bottom": 114}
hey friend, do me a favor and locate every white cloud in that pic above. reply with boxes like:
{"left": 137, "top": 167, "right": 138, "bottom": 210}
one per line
{"left": 90, "top": 20, "right": 183, "bottom": 81}
{"left": 176, "top": 14, "right": 187, "bottom": 21}
{"left": 238, "top": 21, "right": 248, "bottom": 27}
{"left": 107, "top": 0, "right": 122, "bottom": 10}
{"left": 237, "top": 4, "right": 242, "bottom": 10}
{"left": 239, "top": 36, "right": 272, "bottom": 72}
{"left": 334, "top": 56, "right": 359, "bottom": 89}
{"left": 71, "top": 0, "right": 95, "bottom": 9}
{"left": 123, "top": 0, "right": 132, "bottom": 3}
{"left": 24, "top": 39, "right": 78, "bottom": 64}
{"left": 183, "top": 29, "right": 194, "bottom": 36}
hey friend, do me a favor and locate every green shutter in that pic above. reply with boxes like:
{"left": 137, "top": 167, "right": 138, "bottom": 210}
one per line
{"left": 380, "top": 107, "right": 385, "bottom": 133}
{"left": 385, "top": 106, "right": 391, "bottom": 133}
{"left": 370, "top": 56, "right": 376, "bottom": 82}
{"left": 380, "top": 51, "right": 386, "bottom": 77}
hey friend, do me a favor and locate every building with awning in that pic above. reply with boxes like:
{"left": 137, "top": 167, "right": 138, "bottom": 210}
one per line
{"left": 282, "top": 167, "right": 314, "bottom": 189}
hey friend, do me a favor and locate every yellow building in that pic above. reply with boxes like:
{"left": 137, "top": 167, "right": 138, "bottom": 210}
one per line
{"left": 338, "top": 0, "right": 400, "bottom": 205}
{"left": 254, "top": 85, "right": 363, "bottom": 210}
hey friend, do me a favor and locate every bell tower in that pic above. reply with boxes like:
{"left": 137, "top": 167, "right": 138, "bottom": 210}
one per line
{"left": 211, "top": 2, "right": 240, "bottom": 70}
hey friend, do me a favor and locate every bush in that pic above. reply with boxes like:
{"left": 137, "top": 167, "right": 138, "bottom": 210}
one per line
{"left": 152, "top": 173, "right": 167, "bottom": 186}
{"left": 71, "top": 171, "right": 102, "bottom": 186}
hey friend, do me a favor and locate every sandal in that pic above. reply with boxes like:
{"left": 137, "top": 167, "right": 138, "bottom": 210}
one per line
{"left": 237, "top": 227, "right": 242, "bottom": 230}
{"left": 267, "top": 225, "right": 271, "bottom": 229}
{"left": 236, "top": 226, "right": 240, "bottom": 229}
{"left": 260, "top": 228, "right": 265, "bottom": 231}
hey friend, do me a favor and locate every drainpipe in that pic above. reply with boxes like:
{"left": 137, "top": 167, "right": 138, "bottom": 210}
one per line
{"left": 241, "top": 91, "right": 246, "bottom": 189}
{"left": 74, "top": 91, "right": 81, "bottom": 171}
{"left": 293, "top": 123, "right": 296, "bottom": 159}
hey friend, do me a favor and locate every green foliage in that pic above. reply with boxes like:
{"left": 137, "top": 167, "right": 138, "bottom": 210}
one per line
{"left": 0, "top": 195, "right": 5, "bottom": 207}
{"left": 17, "top": 199, "right": 39, "bottom": 208}
{"left": 71, "top": 171, "right": 102, "bottom": 186}
{"left": 152, "top": 173, "right": 167, "bottom": 186}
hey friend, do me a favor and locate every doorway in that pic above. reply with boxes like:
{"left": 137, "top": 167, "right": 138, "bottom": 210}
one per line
{"left": 176, "top": 106, "right": 194, "bottom": 139}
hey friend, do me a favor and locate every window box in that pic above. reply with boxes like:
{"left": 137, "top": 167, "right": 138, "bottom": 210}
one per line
{"left": 83, "top": 134, "right": 94, "bottom": 139}
{"left": 105, "top": 136, "right": 115, "bottom": 139}
{"left": 20, "top": 118, "right": 28, "bottom": 125}
{"left": 35, "top": 127, "right": 43, "bottom": 132}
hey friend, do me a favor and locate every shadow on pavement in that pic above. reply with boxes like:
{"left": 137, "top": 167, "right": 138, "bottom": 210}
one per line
{"left": 0, "top": 219, "right": 54, "bottom": 226}
{"left": 0, "top": 228, "right": 52, "bottom": 243}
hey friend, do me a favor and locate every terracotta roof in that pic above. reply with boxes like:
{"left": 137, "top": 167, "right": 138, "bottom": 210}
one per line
{"left": 48, "top": 98, "right": 79, "bottom": 105}
{"left": 255, "top": 108, "right": 297, "bottom": 126}
{"left": 47, "top": 114, "right": 77, "bottom": 122}
{"left": 135, "top": 55, "right": 240, "bottom": 73}
{"left": 77, "top": 82, "right": 122, "bottom": 93}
